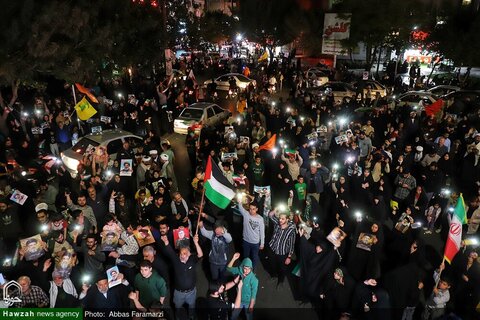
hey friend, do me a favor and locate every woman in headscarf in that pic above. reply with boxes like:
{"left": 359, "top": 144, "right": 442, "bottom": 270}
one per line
{"left": 382, "top": 238, "right": 427, "bottom": 320}
{"left": 437, "top": 152, "right": 455, "bottom": 185}
{"left": 297, "top": 227, "right": 339, "bottom": 304}
{"left": 318, "top": 267, "right": 356, "bottom": 320}
{"left": 347, "top": 220, "right": 384, "bottom": 282}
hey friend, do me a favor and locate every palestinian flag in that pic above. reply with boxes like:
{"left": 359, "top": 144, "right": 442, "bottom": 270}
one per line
{"left": 444, "top": 193, "right": 468, "bottom": 263}
{"left": 204, "top": 156, "right": 235, "bottom": 209}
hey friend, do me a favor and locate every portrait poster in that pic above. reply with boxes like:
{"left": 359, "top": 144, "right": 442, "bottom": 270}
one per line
{"left": 10, "top": 190, "right": 28, "bottom": 206}
{"left": 173, "top": 227, "right": 190, "bottom": 249}
{"left": 239, "top": 136, "right": 250, "bottom": 148}
{"left": 107, "top": 265, "right": 122, "bottom": 288}
{"left": 91, "top": 126, "right": 103, "bottom": 134}
{"left": 31, "top": 127, "right": 43, "bottom": 135}
{"left": 100, "top": 116, "right": 111, "bottom": 124}
{"left": 133, "top": 228, "right": 155, "bottom": 247}
{"left": 253, "top": 185, "right": 272, "bottom": 219}
{"left": 335, "top": 134, "right": 348, "bottom": 145}
{"left": 101, "top": 231, "right": 119, "bottom": 252}
{"left": 356, "top": 233, "right": 377, "bottom": 251}
{"left": 55, "top": 249, "right": 76, "bottom": 278}
{"left": 221, "top": 152, "right": 237, "bottom": 162}
{"left": 20, "top": 234, "right": 45, "bottom": 261}
{"left": 327, "top": 227, "right": 347, "bottom": 248}
{"left": 307, "top": 132, "right": 318, "bottom": 141}
{"left": 345, "top": 129, "right": 353, "bottom": 139}
{"left": 120, "top": 159, "right": 133, "bottom": 176}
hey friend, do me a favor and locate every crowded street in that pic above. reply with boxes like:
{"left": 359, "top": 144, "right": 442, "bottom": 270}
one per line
{"left": 0, "top": 1, "right": 480, "bottom": 320}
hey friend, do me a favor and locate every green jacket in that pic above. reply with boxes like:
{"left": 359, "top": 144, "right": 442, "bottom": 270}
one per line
{"left": 227, "top": 258, "right": 258, "bottom": 304}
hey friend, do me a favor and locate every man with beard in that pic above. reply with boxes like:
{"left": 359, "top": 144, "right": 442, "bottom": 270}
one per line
{"left": 47, "top": 231, "right": 73, "bottom": 264}
{"left": 49, "top": 270, "right": 79, "bottom": 308}
{"left": 171, "top": 192, "right": 191, "bottom": 229}
{"left": 66, "top": 193, "right": 97, "bottom": 232}
{"left": 146, "top": 194, "right": 171, "bottom": 225}
{"left": 81, "top": 273, "right": 129, "bottom": 310}
{"left": 72, "top": 233, "right": 105, "bottom": 275}
{"left": 86, "top": 186, "right": 108, "bottom": 228}
{"left": 142, "top": 245, "right": 169, "bottom": 288}
{"left": 267, "top": 209, "right": 296, "bottom": 288}
{"left": 160, "top": 234, "right": 203, "bottom": 320}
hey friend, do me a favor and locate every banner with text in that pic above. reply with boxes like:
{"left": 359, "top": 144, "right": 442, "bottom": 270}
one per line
{"left": 322, "top": 13, "right": 352, "bottom": 55}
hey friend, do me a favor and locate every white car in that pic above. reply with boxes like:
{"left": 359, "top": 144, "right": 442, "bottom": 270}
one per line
{"left": 393, "top": 91, "right": 438, "bottom": 111}
{"left": 306, "top": 82, "right": 356, "bottom": 105}
{"left": 61, "top": 130, "right": 143, "bottom": 177}
{"left": 426, "top": 85, "right": 460, "bottom": 97}
{"left": 305, "top": 68, "right": 330, "bottom": 87}
{"left": 174, "top": 102, "right": 229, "bottom": 134}
{"left": 203, "top": 73, "right": 256, "bottom": 91}
{"left": 352, "top": 80, "right": 388, "bottom": 97}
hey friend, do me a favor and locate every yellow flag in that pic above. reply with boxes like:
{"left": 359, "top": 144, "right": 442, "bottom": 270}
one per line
{"left": 258, "top": 50, "right": 269, "bottom": 62}
{"left": 74, "top": 97, "right": 97, "bottom": 120}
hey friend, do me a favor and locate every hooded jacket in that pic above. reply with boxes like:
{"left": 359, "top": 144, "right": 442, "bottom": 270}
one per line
{"left": 227, "top": 258, "right": 259, "bottom": 304}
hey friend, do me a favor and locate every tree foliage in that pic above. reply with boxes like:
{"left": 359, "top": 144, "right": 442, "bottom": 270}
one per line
{"left": 235, "top": 0, "right": 302, "bottom": 47}
{"left": 332, "top": 0, "right": 435, "bottom": 67}
{"left": 0, "top": 0, "right": 164, "bottom": 86}
{"left": 429, "top": 2, "right": 480, "bottom": 67}
{"left": 198, "top": 10, "right": 234, "bottom": 44}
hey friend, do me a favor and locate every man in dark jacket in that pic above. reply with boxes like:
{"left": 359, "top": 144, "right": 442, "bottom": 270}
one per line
{"left": 300, "top": 162, "right": 330, "bottom": 202}
{"left": 199, "top": 220, "right": 232, "bottom": 281}
{"left": 81, "top": 273, "right": 130, "bottom": 310}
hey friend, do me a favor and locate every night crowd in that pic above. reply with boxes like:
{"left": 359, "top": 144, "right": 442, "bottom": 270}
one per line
{"left": 0, "top": 58, "right": 479, "bottom": 320}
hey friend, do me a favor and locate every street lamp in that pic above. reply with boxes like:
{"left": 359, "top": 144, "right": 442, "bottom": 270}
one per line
{"left": 236, "top": 34, "right": 243, "bottom": 42}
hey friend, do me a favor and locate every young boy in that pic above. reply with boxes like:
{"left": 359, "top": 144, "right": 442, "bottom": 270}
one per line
{"left": 422, "top": 262, "right": 450, "bottom": 320}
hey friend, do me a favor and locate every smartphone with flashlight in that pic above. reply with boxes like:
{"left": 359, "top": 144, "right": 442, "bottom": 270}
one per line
{"left": 82, "top": 274, "right": 91, "bottom": 284}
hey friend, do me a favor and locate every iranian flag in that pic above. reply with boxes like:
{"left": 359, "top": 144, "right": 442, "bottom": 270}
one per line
{"left": 444, "top": 193, "right": 468, "bottom": 263}
{"left": 204, "top": 156, "right": 235, "bottom": 209}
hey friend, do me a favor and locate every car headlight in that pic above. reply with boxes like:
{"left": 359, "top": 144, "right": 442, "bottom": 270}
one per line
{"left": 62, "top": 156, "right": 79, "bottom": 171}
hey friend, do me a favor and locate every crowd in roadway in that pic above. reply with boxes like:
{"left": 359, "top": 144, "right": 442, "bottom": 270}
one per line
{"left": 0, "top": 55, "right": 479, "bottom": 320}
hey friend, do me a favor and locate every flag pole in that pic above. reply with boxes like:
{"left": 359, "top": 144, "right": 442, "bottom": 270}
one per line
{"left": 195, "top": 155, "right": 210, "bottom": 235}
{"left": 195, "top": 187, "right": 206, "bottom": 236}
{"left": 72, "top": 84, "right": 84, "bottom": 134}
{"left": 72, "top": 84, "right": 78, "bottom": 105}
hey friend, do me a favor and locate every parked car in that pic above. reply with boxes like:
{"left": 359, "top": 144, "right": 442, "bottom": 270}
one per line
{"left": 352, "top": 80, "right": 388, "bottom": 97}
{"left": 426, "top": 85, "right": 460, "bottom": 97}
{"left": 429, "top": 72, "right": 459, "bottom": 87}
{"left": 306, "top": 81, "right": 356, "bottom": 105}
{"left": 392, "top": 91, "right": 438, "bottom": 112}
{"left": 305, "top": 68, "right": 330, "bottom": 87}
{"left": 441, "top": 90, "right": 480, "bottom": 112}
{"left": 173, "top": 102, "right": 229, "bottom": 135}
{"left": 203, "top": 73, "right": 256, "bottom": 92}
{"left": 61, "top": 129, "right": 143, "bottom": 177}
